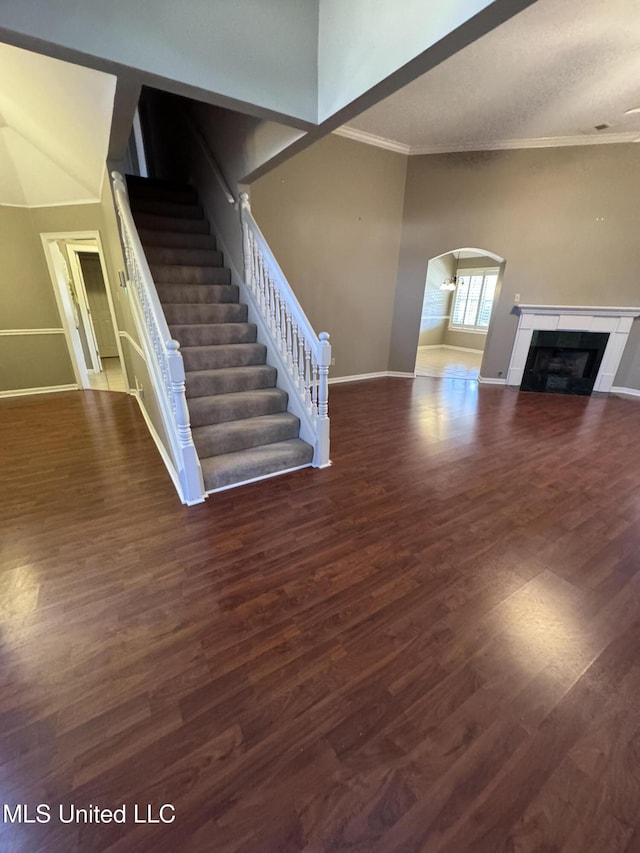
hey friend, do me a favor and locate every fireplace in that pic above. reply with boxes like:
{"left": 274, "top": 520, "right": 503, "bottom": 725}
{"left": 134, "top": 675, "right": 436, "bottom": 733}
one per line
{"left": 520, "top": 330, "right": 609, "bottom": 395}
{"left": 505, "top": 305, "right": 640, "bottom": 395}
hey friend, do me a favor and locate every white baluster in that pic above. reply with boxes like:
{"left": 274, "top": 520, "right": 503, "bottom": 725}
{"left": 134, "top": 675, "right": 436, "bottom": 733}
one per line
{"left": 291, "top": 321, "right": 299, "bottom": 376}
{"left": 256, "top": 245, "right": 263, "bottom": 304}
{"left": 298, "top": 335, "right": 306, "bottom": 387}
{"left": 280, "top": 299, "right": 289, "bottom": 358}
{"left": 269, "top": 275, "right": 277, "bottom": 334}
{"left": 312, "top": 362, "right": 319, "bottom": 408}
{"left": 274, "top": 288, "right": 282, "bottom": 343}
{"left": 305, "top": 348, "right": 312, "bottom": 404}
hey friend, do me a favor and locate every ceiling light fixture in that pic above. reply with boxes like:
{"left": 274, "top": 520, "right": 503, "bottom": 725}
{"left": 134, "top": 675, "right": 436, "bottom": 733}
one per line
{"left": 624, "top": 106, "right": 640, "bottom": 115}
{"left": 440, "top": 250, "right": 459, "bottom": 291}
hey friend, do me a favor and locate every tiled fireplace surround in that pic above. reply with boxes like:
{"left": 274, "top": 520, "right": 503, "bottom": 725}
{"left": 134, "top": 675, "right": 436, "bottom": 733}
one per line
{"left": 505, "top": 305, "right": 640, "bottom": 393}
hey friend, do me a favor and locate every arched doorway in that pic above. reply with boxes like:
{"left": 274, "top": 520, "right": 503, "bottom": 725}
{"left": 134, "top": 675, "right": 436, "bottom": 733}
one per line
{"left": 414, "top": 247, "right": 505, "bottom": 381}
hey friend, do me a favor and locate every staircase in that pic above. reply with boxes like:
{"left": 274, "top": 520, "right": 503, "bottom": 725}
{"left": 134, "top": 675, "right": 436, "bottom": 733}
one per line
{"left": 126, "top": 176, "right": 314, "bottom": 492}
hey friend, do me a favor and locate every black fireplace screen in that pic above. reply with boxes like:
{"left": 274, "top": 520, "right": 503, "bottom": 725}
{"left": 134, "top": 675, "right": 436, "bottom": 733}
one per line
{"left": 520, "top": 330, "right": 609, "bottom": 395}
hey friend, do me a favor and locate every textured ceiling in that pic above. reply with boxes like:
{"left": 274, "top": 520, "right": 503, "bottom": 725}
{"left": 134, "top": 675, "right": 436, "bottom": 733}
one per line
{"left": 341, "top": 0, "right": 640, "bottom": 153}
{"left": 0, "top": 42, "right": 116, "bottom": 206}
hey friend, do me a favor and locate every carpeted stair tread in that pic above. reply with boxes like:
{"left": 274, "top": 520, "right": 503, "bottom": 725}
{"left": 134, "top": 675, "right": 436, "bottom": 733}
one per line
{"left": 192, "top": 413, "right": 301, "bottom": 458}
{"left": 200, "top": 439, "right": 313, "bottom": 491}
{"left": 188, "top": 388, "right": 288, "bottom": 427}
{"left": 156, "top": 283, "right": 239, "bottom": 304}
{"left": 180, "top": 343, "right": 267, "bottom": 371}
{"left": 164, "top": 303, "right": 246, "bottom": 325}
{"left": 145, "top": 247, "right": 223, "bottom": 267}
{"left": 169, "top": 323, "right": 257, "bottom": 346}
{"left": 133, "top": 213, "right": 210, "bottom": 234}
{"left": 186, "top": 365, "right": 277, "bottom": 398}
{"left": 137, "top": 230, "right": 217, "bottom": 250}
{"left": 130, "top": 199, "right": 204, "bottom": 219}
{"left": 151, "top": 264, "right": 228, "bottom": 284}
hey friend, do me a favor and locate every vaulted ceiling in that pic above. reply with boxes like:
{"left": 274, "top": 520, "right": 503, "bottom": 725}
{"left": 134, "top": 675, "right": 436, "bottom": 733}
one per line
{"left": 0, "top": 42, "right": 115, "bottom": 206}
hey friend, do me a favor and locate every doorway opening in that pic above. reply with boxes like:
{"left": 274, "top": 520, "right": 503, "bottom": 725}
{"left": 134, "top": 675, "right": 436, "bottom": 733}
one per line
{"left": 41, "top": 231, "right": 129, "bottom": 393}
{"left": 415, "top": 247, "right": 505, "bottom": 381}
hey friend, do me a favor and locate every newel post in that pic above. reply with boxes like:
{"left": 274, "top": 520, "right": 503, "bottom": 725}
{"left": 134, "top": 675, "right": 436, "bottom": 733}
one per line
{"left": 317, "top": 332, "right": 331, "bottom": 467}
{"left": 239, "top": 192, "right": 252, "bottom": 286}
{"left": 167, "top": 339, "right": 204, "bottom": 502}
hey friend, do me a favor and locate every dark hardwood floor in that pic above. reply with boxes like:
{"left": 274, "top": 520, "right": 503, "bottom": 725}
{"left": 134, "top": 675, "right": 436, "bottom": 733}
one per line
{"left": 2, "top": 378, "right": 640, "bottom": 852}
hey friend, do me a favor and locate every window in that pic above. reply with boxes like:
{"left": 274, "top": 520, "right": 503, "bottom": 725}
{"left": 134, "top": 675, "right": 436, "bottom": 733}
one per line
{"left": 450, "top": 268, "right": 498, "bottom": 332}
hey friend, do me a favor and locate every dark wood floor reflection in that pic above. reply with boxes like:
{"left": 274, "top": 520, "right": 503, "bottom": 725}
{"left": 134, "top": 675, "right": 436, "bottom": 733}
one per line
{"left": 2, "top": 379, "right": 640, "bottom": 852}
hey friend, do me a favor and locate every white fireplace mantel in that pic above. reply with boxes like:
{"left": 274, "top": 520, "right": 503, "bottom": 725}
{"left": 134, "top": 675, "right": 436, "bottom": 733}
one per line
{"left": 506, "top": 304, "right": 640, "bottom": 393}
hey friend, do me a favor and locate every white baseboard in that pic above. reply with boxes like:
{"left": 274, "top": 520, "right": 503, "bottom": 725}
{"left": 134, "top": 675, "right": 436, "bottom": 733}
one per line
{"left": 130, "top": 389, "right": 184, "bottom": 500}
{"left": 329, "top": 371, "right": 414, "bottom": 385}
{"left": 477, "top": 375, "right": 506, "bottom": 385}
{"left": 442, "top": 344, "right": 484, "bottom": 354}
{"left": 0, "top": 383, "right": 78, "bottom": 398}
{"left": 610, "top": 385, "right": 640, "bottom": 398}
{"left": 418, "top": 344, "right": 484, "bottom": 354}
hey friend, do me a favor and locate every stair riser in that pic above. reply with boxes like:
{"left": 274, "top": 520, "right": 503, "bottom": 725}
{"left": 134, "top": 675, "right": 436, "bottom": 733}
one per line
{"left": 156, "top": 284, "right": 239, "bottom": 304}
{"left": 126, "top": 178, "right": 197, "bottom": 206}
{"left": 186, "top": 367, "right": 276, "bottom": 398}
{"left": 188, "top": 390, "right": 288, "bottom": 427}
{"left": 138, "top": 230, "right": 217, "bottom": 250}
{"left": 133, "top": 214, "right": 209, "bottom": 234}
{"left": 152, "top": 265, "right": 228, "bottom": 284}
{"left": 170, "top": 324, "right": 257, "bottom": 346}
{"left": 130, "top": 199, "right": 204, "bottom": 219}
{"left": 201, "top": 440, "right": 313, "bottom": 490}
{"left": 146, "top": 247, "right": 223, "bottom": 266}
{"left": 164, "top": 304, "right": 248, "bottom": 325}
{"left": 180, "top": 344, "right": 267, "bottom": 371}
{"left": 128, "top": 187, "right": 198, "bottom": 205}
{"left": 193, "top": 416, "right": 300, "bottom": 458}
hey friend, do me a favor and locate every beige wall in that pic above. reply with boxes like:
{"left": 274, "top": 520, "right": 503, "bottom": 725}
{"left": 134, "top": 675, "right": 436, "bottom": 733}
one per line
{"left": 0, "top": 334, "right": 74, "bottom": 392}
{"left": 390, "top": 145, "right": 640, "bottom": 389}
{"left": 251, "top": 134, "right": 408, "bottom": 378}
{"left": 0, "top": 204, "right": 76, "bottom": 392}
{"left": 0, "top": 205, "right": 63, "bottom": 329}
{"left": 418, "top": 254, "right": 453, "bottom": 347}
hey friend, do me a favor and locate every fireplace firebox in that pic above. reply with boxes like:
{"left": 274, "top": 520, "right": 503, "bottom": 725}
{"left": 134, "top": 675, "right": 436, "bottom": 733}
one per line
{"left": 520, "top": 330, "right": 609, "bottom": 396}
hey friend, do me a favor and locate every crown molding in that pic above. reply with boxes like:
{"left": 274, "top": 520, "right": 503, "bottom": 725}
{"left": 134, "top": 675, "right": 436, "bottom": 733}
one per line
{"left": 332, "top": 126, "right": 411, "bottom": 155}
{"left": 410, "top": 131, "right": 640, "bottom": 154}
{"left": 334, "top": 126, "right": 640, "bottom": 156}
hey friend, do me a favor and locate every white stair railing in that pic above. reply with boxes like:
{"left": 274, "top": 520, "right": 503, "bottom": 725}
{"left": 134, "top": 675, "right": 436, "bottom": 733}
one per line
{"left": 111, "top": 172, "right": 204, "bottom": 504}
{"left": 240, "top": 193, "right": 331, "bottom": 467}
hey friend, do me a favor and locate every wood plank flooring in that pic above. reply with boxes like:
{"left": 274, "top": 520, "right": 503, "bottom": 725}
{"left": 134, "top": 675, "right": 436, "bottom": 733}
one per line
{"left": 1, "top": 378, "right": 640, "bottom": 852}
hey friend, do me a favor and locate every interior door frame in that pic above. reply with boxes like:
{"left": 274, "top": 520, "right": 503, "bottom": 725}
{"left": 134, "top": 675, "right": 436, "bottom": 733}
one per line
{"left": 41, "top": 230, "right": 129, "bottom": 391}
{"left": 65, "top": 242, "right": 102, "bottom": 373}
